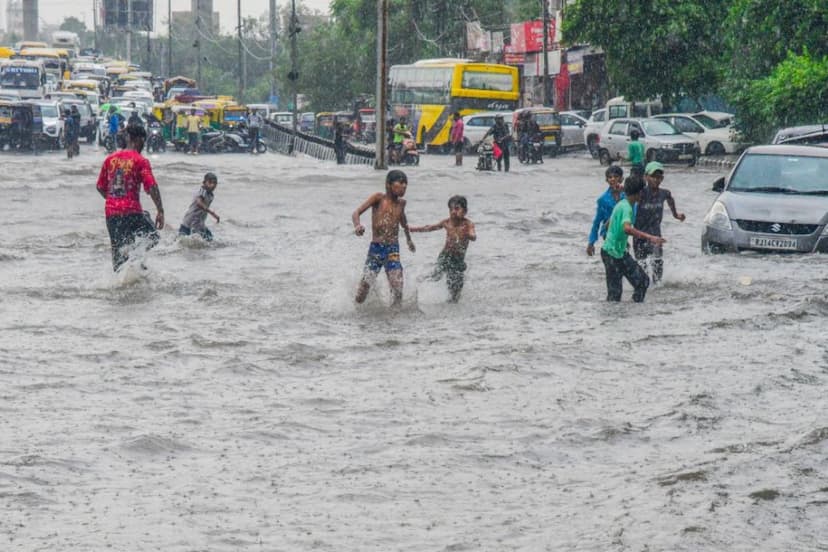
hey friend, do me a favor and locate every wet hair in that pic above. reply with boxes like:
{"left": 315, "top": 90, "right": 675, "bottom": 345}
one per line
{"left": 448, "top": 195, "right": 467, "bottom": 211}
{"left": 605, "top": 165, "right": 623, "bottom": 178}
{"left": 623, "top": 175, "right": 645, "bottom": 197}
{"left": 203, "top": 172, "right": 217, "bottom": 183}
{"left": 126, "top": 123, "right": 147, "bottom": 140}
{"left": 453, "top": 111, "right": 460, "bottom": 119}
{"left": 386, "top": 169, "right": 408, "bottom": 186}
{"left": 630, "top": 130, "right": 640, "bottom": 140}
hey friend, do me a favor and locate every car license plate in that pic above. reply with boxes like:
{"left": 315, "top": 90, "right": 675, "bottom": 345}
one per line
{"left": 678, "top": 153, "right": 693, "bottom": 160}
{"left": 749, "top": 237, "right": 798, "bottom": 250}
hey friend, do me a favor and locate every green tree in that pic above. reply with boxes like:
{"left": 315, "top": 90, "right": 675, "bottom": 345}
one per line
{"left": 562, "top": 0, "right": 728, "bottom": 106}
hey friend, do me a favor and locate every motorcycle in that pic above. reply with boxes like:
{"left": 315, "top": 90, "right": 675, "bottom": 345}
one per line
{"left": 206, "top": 129, "right": 267, "bottom": 154}
{"left": 529, "top": 133, "right": 544, "bottom": 164}
{"left": 104, "top": 126, "right": 127, "bottom": 153}
{"left": 399, "top": 136, "right": 419, "bottom": 165}
{"left": 147, "top": 123, "right": 166, "bottom": 153}
{"left": 475, "top": 142, "right": 494, "bottom": 171}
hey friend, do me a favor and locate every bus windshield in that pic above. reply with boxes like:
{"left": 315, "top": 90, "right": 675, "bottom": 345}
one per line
{"left": 0, "top": 68, "right": 40, "bottom": 89}
{"left": 390, "top": 66, "right": 452, "bottom": 104}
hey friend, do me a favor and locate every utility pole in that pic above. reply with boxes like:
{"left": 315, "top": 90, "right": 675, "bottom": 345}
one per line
{"left": 288, "top": 0, "right": 299, "bottom": 149}
{"left": 269, "top": 0, "right": 277, "bottom": 103}
{"left": 127, "top": 0, "right": 133, "bottom": 63}
{"left": 374, "top": 0, "right": 388, "bottom": 170}
{"left": 93, "top": 0, "right": 100, "bottom": 51}
{"left": 168, "top": 0, "right": 172, "bottom": 75}
{"left": 237, "top": 0, "right": 244, "bottom": 101}
{"left": 541, "top": 0, "right": 549, "bottom": 106}
{"left": 196, "top": 0, "right": 202, "bottom": 85}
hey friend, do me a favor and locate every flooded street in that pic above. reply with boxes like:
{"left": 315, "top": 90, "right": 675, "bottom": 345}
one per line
{"left": 1, "top": 147, "right": 827, "bottom": 551}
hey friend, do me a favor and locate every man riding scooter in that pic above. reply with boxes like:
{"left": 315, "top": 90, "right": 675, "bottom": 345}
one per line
{"left": 392, "top": 116, "right": 411, "bottom": 164}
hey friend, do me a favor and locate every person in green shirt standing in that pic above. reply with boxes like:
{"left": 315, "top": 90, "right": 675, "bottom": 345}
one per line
{"left": 627, "top": 129, "right": 645, "bottom": 177}
{"left": 600, "top": 175, "right": 665, "bottom": 302}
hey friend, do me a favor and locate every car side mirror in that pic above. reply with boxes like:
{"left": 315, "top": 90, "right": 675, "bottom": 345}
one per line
{"left": 712, "top": 177, "right": 725, "bottom": 192}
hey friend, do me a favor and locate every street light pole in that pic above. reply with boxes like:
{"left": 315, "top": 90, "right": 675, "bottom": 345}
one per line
{"left": 289, "top": 0, "right": 299, "bottom": 151}
{"left": 541, "top": 0, "right": 549, "bottom": 106}
{"left": 374, "top": 0, "right": 388, "bottom": 170}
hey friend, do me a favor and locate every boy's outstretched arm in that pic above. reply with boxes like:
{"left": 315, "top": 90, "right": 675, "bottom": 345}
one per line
{"left": 196, "top": 197, "right": 220, "bottom": 223}
{"left": 352, "top": 193, "right": 381, "bottom": 236}
{"left": 409, "top": 220, "right": 446, "bottom": 233}
{"left": 667, "top": 195, "right": 686, "bottom": 221}
{"left": 623, "top": 222, "right": 665, "bottom": 245}
{"left": 400, "top": 208, "right": 415, "bottom": 252}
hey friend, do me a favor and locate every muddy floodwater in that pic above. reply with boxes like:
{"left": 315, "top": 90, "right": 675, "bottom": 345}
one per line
{"left": 1, "top": 148, "right": 826, "bottom": 551}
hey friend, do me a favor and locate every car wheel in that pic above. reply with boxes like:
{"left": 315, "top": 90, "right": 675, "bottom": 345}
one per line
{"left": 598, "top": 149, "right": 612, "bottom": 166}
{"left": 463, "top": 138, "right": 472, "bottom": 153}
{"left": 706, "top": 141, "right": 725, "bottom": 156}
{"left": 587, "top": 136, "right": 599, "bottom": 158}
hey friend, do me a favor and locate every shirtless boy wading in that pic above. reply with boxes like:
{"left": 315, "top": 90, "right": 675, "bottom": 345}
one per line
{"left": 352, "top": 170, "right": 415, "bottom": 307}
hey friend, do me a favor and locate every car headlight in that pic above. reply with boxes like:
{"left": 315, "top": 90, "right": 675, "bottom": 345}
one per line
{"left": 45, "top": 125, "right": 55, "bottom": 132}
{"left": 704, "top": 200, "right": 732, "bottom": 231}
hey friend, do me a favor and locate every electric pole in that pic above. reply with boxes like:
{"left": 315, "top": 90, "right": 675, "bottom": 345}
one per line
{"left": 374, "top": 0, "right": 388, "bottom": 170}
{"left": 541, "top": 0, "right": 549, "bottom": 106}
{"left": 168, "top": 0, "right": 172, "bottom": 76}
{"left": 196, "top": 0, "right": 202, "bottom": 85}
{"left": 269, "top": 0, "right": 277, "bottom": 103}
{"left": 127, "top": 0, "right": 133, "bottom": 63}
{"left": 289, "top": 0, "right": 299, "bottom": 148}
{"left": 238, "top": 0, "right": 244, "bottom": 101}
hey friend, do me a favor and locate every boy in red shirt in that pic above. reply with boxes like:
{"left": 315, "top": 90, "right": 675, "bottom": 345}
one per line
{"left": 96, "top": 124, "right": 165, "bottom": 271}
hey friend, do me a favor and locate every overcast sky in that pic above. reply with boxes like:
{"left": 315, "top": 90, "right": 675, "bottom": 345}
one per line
{"left": 6, "top": 0, "right": 331, "bottom": 34}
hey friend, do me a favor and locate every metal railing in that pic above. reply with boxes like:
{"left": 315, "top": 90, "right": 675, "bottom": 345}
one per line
{"left": 261, "top": 120, "right": 375, "bottom": 165}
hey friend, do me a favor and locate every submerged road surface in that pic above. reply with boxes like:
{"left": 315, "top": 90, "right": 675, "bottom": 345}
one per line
{"left": 1, "top": 148, "right": 826, "bottom": 550}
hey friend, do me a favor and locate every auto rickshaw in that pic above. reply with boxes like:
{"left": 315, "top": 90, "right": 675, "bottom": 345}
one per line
{"left": 355, "top": 108, "right": 376, "bottom": 143}
{"left": 315, "top": 112, "right": 335, "bottom": 139}
{"left": 222, "top": 105, "right": 248, "bottom": 129}
{"left": 512, "top": 107, "right": 562, "bottom": 156}
{"left": 170, "top": 104, "right": 208, "bottom": 151}
{"left": 0, "top": 100, "right": 43, "bottom": 151}
{"left": 191, "top": 98, "right": 236, "bottom": 130}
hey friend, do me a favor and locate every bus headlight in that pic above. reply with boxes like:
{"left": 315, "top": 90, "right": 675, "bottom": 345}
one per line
{"left": 704, "top": 200, "right": 732, "bottom": 231}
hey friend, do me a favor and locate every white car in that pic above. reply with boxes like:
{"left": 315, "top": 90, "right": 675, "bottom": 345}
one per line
{"left": 583, "top": 108, "right": 607, "bottom": 157}
{"left": 32, "top": 100, "right": 64, "bottom": 149}
{"left": 654, "top": 113, "right": 742, "bottom": 155}
{"left": 461, "top": 111, "right": 513, "bottom": 151}
{"left": 559, "top": 111, "right": 588, "bottom": 150}
{"left": 596, "top": 117, "right": 699, "bottom": 166}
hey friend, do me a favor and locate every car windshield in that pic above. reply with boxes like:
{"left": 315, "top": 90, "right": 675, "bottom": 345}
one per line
{"left": 691, "top": 114, "right": 723, "bottom": 129}
{"left": 40, "top": 105, "right": 58, "bottom": 117}
{"left": 641, "top": 119, "right": 680, "bottom": 136}
{"left": 729, "top": 152, "right": 828, "bottom": 194}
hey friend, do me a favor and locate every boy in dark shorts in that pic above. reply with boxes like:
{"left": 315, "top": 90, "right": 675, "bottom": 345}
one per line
{"left": 179, "top": 172, "right": 220, "bottom": 240}
{"left": 633, "top": 161, "right": 685, "bottom": 283}
{"left": 96, "top": 124, "right": 165, "bottom": 271}
{"left": 601, "top": 176, "right": 665, "bottom": 302}
{"left": 352, "top": 169, "right": 416, "bottom": 307}
{"left": 410, "top": 195, "right": 476, "bottom": 302}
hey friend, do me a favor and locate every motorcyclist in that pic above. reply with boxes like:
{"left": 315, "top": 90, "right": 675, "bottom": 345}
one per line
{"left": 392, "top": 117, "right": 411, "bottom": 161}
{"left": 482, "top": 114, "right": 512, "bottom": 172}
{"left": 127, "top": 102, "right": 144, "bottom": 128}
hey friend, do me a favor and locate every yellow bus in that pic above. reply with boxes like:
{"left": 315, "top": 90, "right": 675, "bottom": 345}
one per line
{"left": 389, "top": 59, "right": 519, "bottom": 150}
{"left": 17, "top": 47, "right": 66, "bottom": 78}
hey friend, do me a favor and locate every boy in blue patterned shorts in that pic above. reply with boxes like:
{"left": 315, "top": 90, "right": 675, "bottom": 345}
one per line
{"left": 352, "top": 169, "right": 416, "bottom": 307}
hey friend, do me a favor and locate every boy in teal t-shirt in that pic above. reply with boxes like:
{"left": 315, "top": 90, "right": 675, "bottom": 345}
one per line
{"left": 600, "top": 176, "right": 665, "bottom": 302}
{"left": 627, "top": 129, "right": 645, "bottom": 177}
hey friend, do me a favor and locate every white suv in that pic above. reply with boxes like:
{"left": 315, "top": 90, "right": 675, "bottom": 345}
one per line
{"left": 597, "top": 118, "right": 699, "bottom": 166}
{"left": 32, "top": 100, "right": 64, "bottom": 149}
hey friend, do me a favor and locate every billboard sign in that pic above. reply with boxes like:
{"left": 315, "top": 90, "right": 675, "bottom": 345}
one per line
{"left": 509, "top": 20, "right": 556, "bottom": 54}
{"left": 103, "top": 0, "right": 154, "bottom": 30}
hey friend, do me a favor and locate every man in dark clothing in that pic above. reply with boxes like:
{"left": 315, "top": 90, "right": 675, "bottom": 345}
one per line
{"left": 633, "top": 162, "right": 686, "bottom": 283}
{"left": 334, "top": 122, "right": 346, "bottom": 164}
{"left": 483, "top": 114, "right": 512, "bottom": 172}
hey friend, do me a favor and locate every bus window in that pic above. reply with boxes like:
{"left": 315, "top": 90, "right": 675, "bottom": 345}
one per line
{"left": 461, "top": 71, "right": 513, "bottom": 92}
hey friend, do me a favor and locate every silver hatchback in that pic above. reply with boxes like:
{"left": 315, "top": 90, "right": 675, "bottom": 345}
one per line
{"left": 702, "top": 145, "right": 828, "bottom": 253}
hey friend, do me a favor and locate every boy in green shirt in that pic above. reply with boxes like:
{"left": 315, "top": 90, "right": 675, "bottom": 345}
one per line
{"left": 600, "top": 176, "right": 665, "bottom": 302}
{"left": 627, "top": 129, "right": 645, "bottom": 177}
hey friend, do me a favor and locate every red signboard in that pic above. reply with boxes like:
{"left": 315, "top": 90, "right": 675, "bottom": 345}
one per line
{"left": 509, "top": 20, "right": 556, "bottom": 54}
